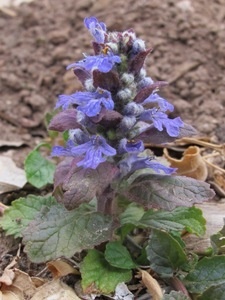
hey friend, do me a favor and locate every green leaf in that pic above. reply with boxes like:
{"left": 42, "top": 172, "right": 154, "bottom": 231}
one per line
{"left": 105, "top": 241, "right": 137, "bottom": 269}
{"left": 162, "top": 291, "right": 190, "bottom": 300}
{"left": 81, "top": 249, "right": 132, "bottom": 294}
{"left": 210, "top": 224, "right": 225, "bottom": 255}
{"left": 22, "top": 203, "right": 115, "bottom": 263}
{"left": 199, "top": 283, "right": 225, "bottom": 300}
{"left": 120, "top": 203, "right": 145, "bottom": 225}
{"left": 121, "top": 174, "right": 215, "bottom": 211}
{"left": 184, "top": 256, "right": 225, "bottom": 293}
{"left": 146, "top": 229, "right": 188, "bottom": 277}
{"left": 24, "top": 144, "right": 55, "bottom": 188}
{"left": 138, "top": 206, "right": 205, "bottom": 236}
{"left": 0, "top": 195, "right": 56, "bottom": 238}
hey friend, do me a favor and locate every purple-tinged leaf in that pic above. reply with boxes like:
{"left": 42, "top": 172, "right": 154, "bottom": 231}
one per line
{"left": 132, "top": 122, "right": 197, "bottom": 144}
{"left": 178, "top": 123, "right": 198, "bottom": 138}
{"left": 128, "top": 48, "right": 152, "bottom": 75}
{"left": 93, "top": 69, "right": 121, "bottom": 94}
{"left": 90, "top": 109, "right": 123, "bottom": 127}
{"left": 23, "top": 203, "right": 115, "bottom": 263}
{"left": 121, "top": 174, "right": 215, "bottom": 211}
{"left": 134, "top": 81, "right": 168, "bottom": 103}
{"left": 73, "top": 67, "right": 91, "bottom": 86}
{"left": 54, "top": 159, "right": 119, "bottom": 210}
{"left": 48, "top": 109, "right": 81, "bottom": 132}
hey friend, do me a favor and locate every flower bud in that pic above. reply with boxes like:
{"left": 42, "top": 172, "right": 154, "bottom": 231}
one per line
{"left": 119, "top": 116, "right": 136, "bottom": 132}
{"left": 69, "top": 128, "right": 89, "bottom": 144}
{"left": 137, "top": 77, "right": 154, "bottom": 90}
{"left": 121, "top": 73, "right": 135, "bottom": 85}
{"left": 117, "top": 88, "right": 132, "bottom": 103}
{"left": 123, "top": 102, "right": 144, "bottom": 116}
{"left": 132, "top": 38, "right": 146, "bottom": 54}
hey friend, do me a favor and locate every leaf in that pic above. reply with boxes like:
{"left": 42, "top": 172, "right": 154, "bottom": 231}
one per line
{"left": 120, "top": 203, "right": 145, "bottom": 226}
{"left": 46, "top": 260, "right": 79, "bottom": 278}
{"left": 54, "top": 159, "right": 119, "bottom": 210}
{"left": 164, "top": 146, "right": 208, "bottom": 181}
{"left": 0, "top": 156, "right": 26, "bottom": 194}
{"left": 146, "top": 229, "right": 188, "bottom": 277}
{"left": 184, "top": 256, "right": 225, "bottom": 293}
{"left": 30, "top": 278, "right": 81, "bottom": 300}
{"left": 140, "top": 269, "right": 163, "bottom": 300}
{"left": 22, "top": 203, "right": 115, "bottom": 263}
{"left": 81, "top": 249, "right": 132, "bottom": 294}
{"left": 25, "top": 145, "right": 55, "bottom": 188}
{"left": 210, "top": 224, "right": 225, "bottom": 254}
{"left": 199, "top": 283, "right": 225, "bottom": 300}
{"left": 138, "top": 206, "right": 206, "bottom": 236}
{"left": 131, "top": 122, "right": 197, "bottom": 144}
{"left": 121, "top": 174, "right": 215, "bottom": 211}
{"left": 128, "top": 48, "right": 152, "bottom": 76}
{"left": 105, "top": 241, "right": 136, "bottom": 269}
{"left": 162, "top": 291, "right": 190, "bottom": 300}
{"left": 48, "top": 109, "right": 81, "bottom": 132}
{"left": 0, "top": 195, "right": 56, "bottom": 238}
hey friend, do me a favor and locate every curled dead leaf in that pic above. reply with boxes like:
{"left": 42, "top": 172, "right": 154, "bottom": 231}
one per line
{"left": 164, "top": 146, "right": 208, "bottom": 181}
{"left": 47, "top": 259, "right": 80, "bottom": 278}
{"left": 139, "top": 270, "right": 163, "bottom": 300}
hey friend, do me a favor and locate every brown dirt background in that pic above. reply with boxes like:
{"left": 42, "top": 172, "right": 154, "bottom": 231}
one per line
{"left": 0, "top": 0, "right": 225, "bottom": 167}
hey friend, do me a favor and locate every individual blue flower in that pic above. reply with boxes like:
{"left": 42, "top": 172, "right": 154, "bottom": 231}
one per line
{"left": 140, "top": 108, "right": 183, "bottom": 137}
{"left": 142, "top": 93, "right": 174, "bottom": 112}
{"left": 119, "top": 154, "right": 176, "bottom": 176}
{"left": 84, "top": 17, "right": 107, "bottom": 44}
{"left": 56, "top": 88, "right": 114, "bottom": 117}
{"left": 67, "top": 50, "right": 121, "bottom": 73}
{"left": 118, "top": 138, "right": 144, "bottom": 154}
{"left": 51, "top": 135, "right": 116, "bottom": 169}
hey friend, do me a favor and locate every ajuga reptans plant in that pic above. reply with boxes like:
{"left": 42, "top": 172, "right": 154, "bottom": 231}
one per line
{"left": 49, "top": 16, "right": 213, "bottom": 215}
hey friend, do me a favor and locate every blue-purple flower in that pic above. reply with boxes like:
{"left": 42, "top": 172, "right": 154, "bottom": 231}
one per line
{"left": 142, "top": 93, "right": 174, "bottom": 112}
{"left": 119, "top": 154, "right": 176, "bottom": 176}
{"left": 67, "top": 51, "right": 121, "bottom": 73}
{"left": 118, "top": 138, "right": 144, "bottom": 154}
{"left": 56, "top": 88, "right": 114, "bottom": 117}
{"left": 84, "top": 17, "right": 107, "bottom": 44}
{"left": 140, "top": 108, "right": 183, "bottom": 137}
{"left": 51, "top": 135, "right": 116, "bottom": 169}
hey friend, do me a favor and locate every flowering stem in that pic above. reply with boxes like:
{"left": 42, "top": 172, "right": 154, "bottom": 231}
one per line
{"left": 97, "top": 188, "right": 117, "bottom": 215}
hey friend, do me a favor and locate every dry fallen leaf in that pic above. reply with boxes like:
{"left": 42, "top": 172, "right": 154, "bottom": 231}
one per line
{"left": 164, "top": 146, "right": 208, "bottom": 181}
{"left": 30, "top": 278, "right": 81, "bottom": 300}
{"left": 0, "top": 290, "right": 22, "bottom": 300}
{"left": 139, "top": 270, "right": 163, "bottom": 300}
{"left": 0, "top": 156, "right": 27, "bottom": 194}
{"left": 214, "top": 171, "right": 225, "bottom": 190}
{"left": 47, "top": 259, "right": 79, "bottom": 278}
{"left": 0, "top": 269, "right": 15, "bottom": 286}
